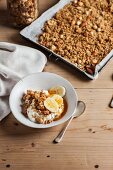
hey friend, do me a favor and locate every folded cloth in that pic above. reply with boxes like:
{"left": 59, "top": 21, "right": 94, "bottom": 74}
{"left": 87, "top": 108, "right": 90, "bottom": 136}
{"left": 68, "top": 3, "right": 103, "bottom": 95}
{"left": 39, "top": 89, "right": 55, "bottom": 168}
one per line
{"left": 0, "top": 42, "right": 47, "bottom": 120}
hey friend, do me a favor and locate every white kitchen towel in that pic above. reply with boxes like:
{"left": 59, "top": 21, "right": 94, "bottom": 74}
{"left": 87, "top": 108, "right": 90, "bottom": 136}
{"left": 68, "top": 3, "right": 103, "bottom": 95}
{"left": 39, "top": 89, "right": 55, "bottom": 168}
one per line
{"left": 0, "top": 42, "right": 47, "bottom": 120}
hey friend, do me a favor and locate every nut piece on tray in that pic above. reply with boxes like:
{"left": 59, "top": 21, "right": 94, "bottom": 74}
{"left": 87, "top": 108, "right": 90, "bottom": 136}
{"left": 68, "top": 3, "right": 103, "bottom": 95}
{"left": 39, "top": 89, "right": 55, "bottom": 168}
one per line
{"left": 38, "top": 0, "right": 113, "bottom": 75}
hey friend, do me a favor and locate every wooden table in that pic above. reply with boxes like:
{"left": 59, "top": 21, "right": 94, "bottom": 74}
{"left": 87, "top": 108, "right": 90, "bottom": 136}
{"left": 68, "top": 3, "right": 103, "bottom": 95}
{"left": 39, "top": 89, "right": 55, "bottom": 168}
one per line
{"left": 0, "top": 0, "right": 113, "bottom": 170}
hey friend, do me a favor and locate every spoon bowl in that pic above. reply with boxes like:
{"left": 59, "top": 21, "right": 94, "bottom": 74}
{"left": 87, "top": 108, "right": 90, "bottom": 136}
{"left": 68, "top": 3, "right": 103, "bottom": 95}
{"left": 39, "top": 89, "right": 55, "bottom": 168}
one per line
{"left": 54, "top": 101, "right": 86, "bottom": 143}
{"left": 74, "top": 101, "right": 86, "bottom": 118}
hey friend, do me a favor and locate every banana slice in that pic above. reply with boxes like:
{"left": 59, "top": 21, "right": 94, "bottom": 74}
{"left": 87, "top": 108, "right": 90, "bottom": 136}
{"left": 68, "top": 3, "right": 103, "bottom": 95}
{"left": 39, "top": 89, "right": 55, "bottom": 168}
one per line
{"left": 44, "top": 97, "right": 59, "bottom": 112}
{"left": 52, "top": 94, "right": 63, "bottom": 106}
{"left": 49, "top": 86, "right": 66, "bottom": 97}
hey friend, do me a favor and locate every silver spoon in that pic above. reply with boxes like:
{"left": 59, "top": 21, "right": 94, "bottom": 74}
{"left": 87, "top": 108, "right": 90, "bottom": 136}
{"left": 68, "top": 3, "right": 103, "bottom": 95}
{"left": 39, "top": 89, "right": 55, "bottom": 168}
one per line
{"left": 53, "top": 101, "right": 86, "bottom": 143}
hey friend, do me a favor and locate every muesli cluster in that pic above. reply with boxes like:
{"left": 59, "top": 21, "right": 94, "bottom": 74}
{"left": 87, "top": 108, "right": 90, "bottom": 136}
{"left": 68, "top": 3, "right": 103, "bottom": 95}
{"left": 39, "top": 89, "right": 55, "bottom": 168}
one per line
{"left": 21, "top": 86, "right": 66, "bottom": 124}
{"left": 38, "top": 0, "right": 113, "bottom": 75}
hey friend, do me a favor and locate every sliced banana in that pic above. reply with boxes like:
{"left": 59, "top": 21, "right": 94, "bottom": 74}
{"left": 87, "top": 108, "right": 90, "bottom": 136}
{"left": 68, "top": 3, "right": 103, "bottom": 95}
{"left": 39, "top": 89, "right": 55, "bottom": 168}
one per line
{"left": 49, "top": 86, "right": 66, "bottom": 97}
{"left": 44, "top": 97, "right": 59, "bottom": 112}
{"left": 52, "top": 94, "right": 63, "bottom": 106}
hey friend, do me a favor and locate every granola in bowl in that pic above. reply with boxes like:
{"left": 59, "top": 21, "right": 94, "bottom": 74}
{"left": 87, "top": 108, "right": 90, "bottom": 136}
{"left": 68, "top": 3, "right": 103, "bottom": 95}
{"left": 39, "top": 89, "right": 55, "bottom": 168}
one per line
{"left": 21, "top": 86, "right": 67, "bottom": 124}
{"left": 38, "top": 0, "right": 113, "bottom": 75}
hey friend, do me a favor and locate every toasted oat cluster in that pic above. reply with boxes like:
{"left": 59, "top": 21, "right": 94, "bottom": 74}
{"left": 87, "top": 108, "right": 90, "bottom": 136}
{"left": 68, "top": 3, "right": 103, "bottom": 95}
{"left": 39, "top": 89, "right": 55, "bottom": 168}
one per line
{"left": 21, "top": 90, "right": 49, "bottom": 116}
{"left": 38, "top": 0, "right": 113, "bottom": 75}
{"left": 7, "top": 0, "right": 39, "bottom": 26}
{"left": 21, "top": 87, "right": 66, "bottom": 124}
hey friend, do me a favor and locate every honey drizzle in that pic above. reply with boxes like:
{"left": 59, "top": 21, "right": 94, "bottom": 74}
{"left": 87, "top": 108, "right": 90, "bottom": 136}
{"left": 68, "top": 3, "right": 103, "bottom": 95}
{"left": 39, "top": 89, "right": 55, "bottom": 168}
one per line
{"left": 54, "top": 99, "right": 68, "bottom": 121}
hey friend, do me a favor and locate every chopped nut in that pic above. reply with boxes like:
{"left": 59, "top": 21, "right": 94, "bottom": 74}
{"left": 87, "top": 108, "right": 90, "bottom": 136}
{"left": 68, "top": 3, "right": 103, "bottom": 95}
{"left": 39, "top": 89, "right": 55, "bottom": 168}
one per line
{"left": 86, "top": 11, "right": 90, "bottom": 15}
{"left": 47, "top": 20, "right": 56, "bottom": 26}
{"left": 74, "top": 0, "right": 78, "bottom": 4}
{"left": 97, "top": 28, "right": 101, "bottom": 32}
{"left": 71, "top": 20, "right": 76, "bottom": 25}
{"left": 51, "top": 45, "right": 56, "bottom": 51}
{"left": 77, "top": 20, "right": 81, "bottom": 26}
{"left": 78, "top": 59, "right": 82, "bottom": 64}
{"left": 60, "top": 34, "right": 64, "bottom": 38}
{"left": 79, "top": 16, "right": 82, "bottom": 20}
{"left": 92, "top": 59, "right": 98, "bottom": 64}
{"left": 86, "top": 67, "right": 94, "bottom": 75}
{"left": 91, "top": 31, "right": 94, "bottom": 36}
{"left": 76, "top": 27, "right": 82, "bottom": 33}
{"left": 86, "top": 50, "right": 91, "bottom": 56}
{"left": 78, "top": 2, "right": 83, "bottom": 6}
{"left": 34, "top": 93, "right": 40, "bottom": 99}
{"left": 27, "top": 18, "right": 33, "bottom": 23}
{"left": 53, "top": 38, "right": 56, "bottom": 42}
{"left": 93, "top": 25, "right": 98, "bottom": 30}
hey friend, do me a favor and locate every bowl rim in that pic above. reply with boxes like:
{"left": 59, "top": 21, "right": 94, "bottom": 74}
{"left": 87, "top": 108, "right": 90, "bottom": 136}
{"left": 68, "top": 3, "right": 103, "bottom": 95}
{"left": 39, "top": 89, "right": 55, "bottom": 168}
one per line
{"left": 9, "top": 72, "right": 78, "bottom": 128}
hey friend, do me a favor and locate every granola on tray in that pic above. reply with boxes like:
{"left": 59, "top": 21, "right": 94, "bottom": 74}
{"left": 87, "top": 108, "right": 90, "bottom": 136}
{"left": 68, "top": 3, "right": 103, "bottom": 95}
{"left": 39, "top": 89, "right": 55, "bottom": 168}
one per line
{"left": 38, "top": 0, "right": 113, "bottom": 75}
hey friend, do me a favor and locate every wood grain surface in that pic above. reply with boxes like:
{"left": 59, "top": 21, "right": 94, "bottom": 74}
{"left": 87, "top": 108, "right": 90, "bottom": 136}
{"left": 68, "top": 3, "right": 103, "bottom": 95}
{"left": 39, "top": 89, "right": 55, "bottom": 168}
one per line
{"left": 0, "top": 0, "right": 113, "bottom": 170}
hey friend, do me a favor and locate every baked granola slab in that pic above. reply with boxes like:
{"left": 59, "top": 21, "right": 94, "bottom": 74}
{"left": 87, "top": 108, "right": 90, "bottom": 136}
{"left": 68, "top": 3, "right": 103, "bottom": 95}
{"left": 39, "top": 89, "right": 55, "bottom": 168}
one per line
{"left": 38, "top": 0, "right": 113, "bottom": 75}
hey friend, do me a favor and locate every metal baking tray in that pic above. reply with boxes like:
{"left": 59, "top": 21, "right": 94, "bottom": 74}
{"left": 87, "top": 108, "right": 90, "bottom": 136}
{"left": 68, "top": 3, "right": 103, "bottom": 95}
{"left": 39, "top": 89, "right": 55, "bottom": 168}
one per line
{"left": 20, "top": 0, "right": 113, "bottom": 80}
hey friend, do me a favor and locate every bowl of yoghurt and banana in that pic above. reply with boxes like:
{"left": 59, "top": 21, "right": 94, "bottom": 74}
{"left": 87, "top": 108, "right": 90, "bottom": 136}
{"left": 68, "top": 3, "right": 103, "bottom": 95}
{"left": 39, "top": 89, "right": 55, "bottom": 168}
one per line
{"left": 9, "top": 72, "right": 78, "bottom": 128}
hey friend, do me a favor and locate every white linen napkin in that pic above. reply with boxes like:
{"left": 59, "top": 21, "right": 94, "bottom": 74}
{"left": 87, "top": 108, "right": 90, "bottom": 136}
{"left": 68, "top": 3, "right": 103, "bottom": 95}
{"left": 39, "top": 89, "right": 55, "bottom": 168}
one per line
{"left": 0, "top": 42, "right": 47, "bottom": 120}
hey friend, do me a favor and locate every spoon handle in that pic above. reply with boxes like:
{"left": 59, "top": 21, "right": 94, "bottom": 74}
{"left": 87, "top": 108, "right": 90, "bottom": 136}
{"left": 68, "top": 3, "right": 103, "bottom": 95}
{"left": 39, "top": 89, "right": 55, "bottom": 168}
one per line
{"left": 54, "top": 115, "right": 74, "bottom": 143}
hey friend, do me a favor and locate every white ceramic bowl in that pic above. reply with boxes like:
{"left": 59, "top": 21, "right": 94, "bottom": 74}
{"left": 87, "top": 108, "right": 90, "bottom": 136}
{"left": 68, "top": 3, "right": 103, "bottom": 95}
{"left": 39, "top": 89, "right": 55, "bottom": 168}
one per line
{"left": 9, "top": 72, "right": 78, "bottom": 128}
